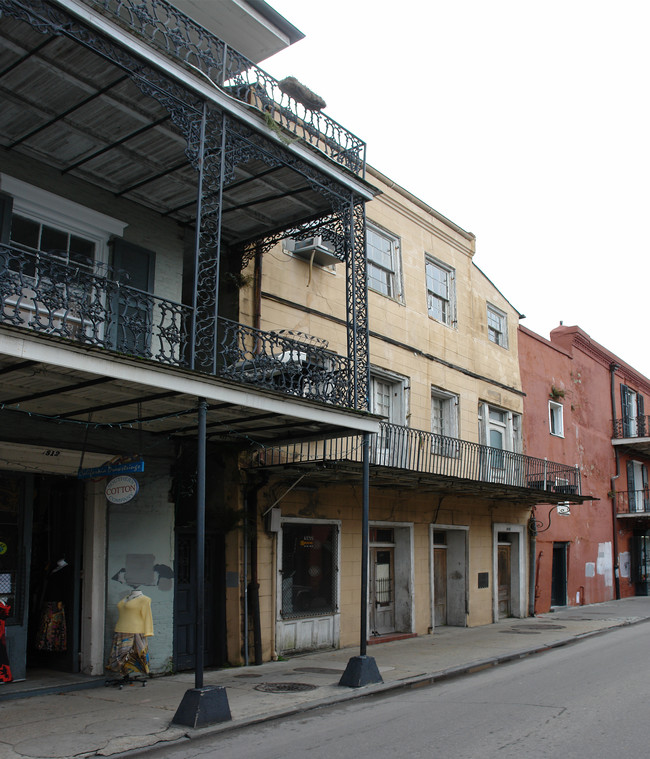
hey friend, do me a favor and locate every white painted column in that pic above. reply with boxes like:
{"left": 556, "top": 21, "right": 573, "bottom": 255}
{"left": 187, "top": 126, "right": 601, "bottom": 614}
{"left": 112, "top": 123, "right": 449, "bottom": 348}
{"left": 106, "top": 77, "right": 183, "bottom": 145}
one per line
{"left": 80, "top": 481, "right": 107, "bottom": 675}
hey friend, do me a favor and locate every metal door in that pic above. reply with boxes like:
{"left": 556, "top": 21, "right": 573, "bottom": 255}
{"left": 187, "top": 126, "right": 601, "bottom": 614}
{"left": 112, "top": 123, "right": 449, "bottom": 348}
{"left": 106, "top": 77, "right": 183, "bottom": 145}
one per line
{"left": 434, "top": 547, "right": 447, "bottom": 626}
{"left": 497, "top": 543, "right": 511, "bottom": 618}
{"left": 370, "top": 548, "right": 395, "bottom": 635}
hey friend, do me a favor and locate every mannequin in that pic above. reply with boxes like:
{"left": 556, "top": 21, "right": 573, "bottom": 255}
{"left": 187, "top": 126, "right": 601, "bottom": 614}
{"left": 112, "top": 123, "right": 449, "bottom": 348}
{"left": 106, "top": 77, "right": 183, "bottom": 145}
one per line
{"left": 106, "top": 589, "right": 153, "bottom": 678}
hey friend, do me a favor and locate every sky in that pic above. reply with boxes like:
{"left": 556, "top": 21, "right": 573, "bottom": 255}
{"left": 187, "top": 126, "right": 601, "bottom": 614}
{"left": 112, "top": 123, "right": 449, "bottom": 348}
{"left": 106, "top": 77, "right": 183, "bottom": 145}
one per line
{"left": 263, "top": 1, "right": 650, "bottom": 376}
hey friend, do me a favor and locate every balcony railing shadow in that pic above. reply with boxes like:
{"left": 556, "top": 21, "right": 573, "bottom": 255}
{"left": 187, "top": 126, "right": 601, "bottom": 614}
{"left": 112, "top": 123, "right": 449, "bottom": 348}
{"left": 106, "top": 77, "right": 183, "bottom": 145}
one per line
{"left": 615, "top": 489, "right": 650, "bottom": 515}
{"left": 252, "top": 421, "right": 582, "bottom": 493}
{"left": 0, "top": 244, "right": 351, "bottom": 406}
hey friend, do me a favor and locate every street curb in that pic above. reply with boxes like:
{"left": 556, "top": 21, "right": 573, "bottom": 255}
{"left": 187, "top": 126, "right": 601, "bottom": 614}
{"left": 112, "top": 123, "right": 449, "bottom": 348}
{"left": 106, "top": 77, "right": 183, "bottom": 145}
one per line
{"left": 108, "top": 614, "right": 650, "bottom": 758}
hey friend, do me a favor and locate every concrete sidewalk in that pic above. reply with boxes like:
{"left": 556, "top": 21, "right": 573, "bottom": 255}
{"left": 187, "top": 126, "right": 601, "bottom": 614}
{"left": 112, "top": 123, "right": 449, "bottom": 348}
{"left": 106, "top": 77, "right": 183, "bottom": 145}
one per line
{"left": 2, "top": 597, "right": 650, "bottom": 759}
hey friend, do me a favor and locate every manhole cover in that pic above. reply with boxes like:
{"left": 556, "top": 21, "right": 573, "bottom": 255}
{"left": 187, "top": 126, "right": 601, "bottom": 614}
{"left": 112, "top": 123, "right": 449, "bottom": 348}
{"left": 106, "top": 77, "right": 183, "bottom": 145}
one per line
{"left": 234, "top": 673, "right": 262, "bottom": 678}
{"left": 255, "top": 682, "right": 318, "bottom": 693}
{"left": 499, "top": 629, "right": 541, "bottom": 634}
{"left": 293, "top": 667, "right": 345, "bottom": 675}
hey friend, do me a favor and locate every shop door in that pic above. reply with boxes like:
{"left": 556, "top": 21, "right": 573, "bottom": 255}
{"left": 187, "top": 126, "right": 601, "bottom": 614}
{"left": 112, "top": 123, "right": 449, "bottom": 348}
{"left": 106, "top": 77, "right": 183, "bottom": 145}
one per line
{"left": 28, "top": 477, "right": 84, "bottom": 673}
{"left": 370, "top": 548, "right": 395, "bottom": 635}
{"left": 497, "top": 543, "right": 511, "bottom": 618}
{"left": 551, "top": 543, "right": 568, "bottom": 607}
{"left": 434, "top": 547, "right": 447, "bottom": 626}
{"left": 173, "top": 530, "right": 226, "bottom": 671}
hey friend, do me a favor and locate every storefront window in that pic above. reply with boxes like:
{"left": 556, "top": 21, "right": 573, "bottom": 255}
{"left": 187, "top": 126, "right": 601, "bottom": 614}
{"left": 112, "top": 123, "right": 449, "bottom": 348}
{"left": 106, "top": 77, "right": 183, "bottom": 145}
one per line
{"left": 281, "top": 522, "right": 337, "bottom": 619}
{"left": 0, "top": 476, "right": 23, "bottom": 622}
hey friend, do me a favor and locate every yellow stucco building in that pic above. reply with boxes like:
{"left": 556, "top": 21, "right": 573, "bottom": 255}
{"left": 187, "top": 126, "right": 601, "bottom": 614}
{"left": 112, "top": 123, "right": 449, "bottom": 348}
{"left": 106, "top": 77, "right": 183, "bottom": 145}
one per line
{"left": 236, "top": 166, "right": 577, "bottom": 661}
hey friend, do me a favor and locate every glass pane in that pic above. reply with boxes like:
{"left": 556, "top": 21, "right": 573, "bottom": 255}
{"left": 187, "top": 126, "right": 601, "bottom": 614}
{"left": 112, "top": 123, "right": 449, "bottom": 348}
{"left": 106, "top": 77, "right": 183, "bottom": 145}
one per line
{"left": 490, "top": 429, "right": 504, "bottom": 449}
{"left": 41, "top": 225, "right": 69, "bottom": 259}
{"left": 69, "top": 235, "right": 95, "bottom": 270}
{"left": 10, "top": 215, "right": 40, "bottom": 249}
{"left": 281, "top": 523, "right": 336, "bottom": 618}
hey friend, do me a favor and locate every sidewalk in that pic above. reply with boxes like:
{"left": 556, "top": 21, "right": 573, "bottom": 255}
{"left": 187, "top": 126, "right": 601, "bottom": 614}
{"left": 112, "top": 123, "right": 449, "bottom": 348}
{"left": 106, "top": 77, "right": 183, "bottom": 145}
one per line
{"left": 2, "top": 597, "right": 650, "bottom": 759}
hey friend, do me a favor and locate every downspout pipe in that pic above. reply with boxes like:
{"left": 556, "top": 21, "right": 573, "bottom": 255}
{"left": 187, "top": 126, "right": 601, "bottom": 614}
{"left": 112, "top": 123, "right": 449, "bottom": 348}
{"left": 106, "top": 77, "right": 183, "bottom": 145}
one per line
{"left": 610, "top": 362, "right": 621, "bottom": 600}
{"left": 528, "top": 510, "right": 537, "bottom": 616}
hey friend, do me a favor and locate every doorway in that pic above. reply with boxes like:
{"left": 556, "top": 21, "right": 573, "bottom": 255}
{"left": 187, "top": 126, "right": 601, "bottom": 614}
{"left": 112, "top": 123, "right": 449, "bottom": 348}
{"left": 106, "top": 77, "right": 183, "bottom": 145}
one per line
{"left": 551, "top": 542, "right": 568, "bottom": 607}
{"left": 370, "top": 547, "right": 395, "bottom": 635}
{"left": 497, "top": 541, "right": 511, "bottom": 618}
{"left": 173, "top": 529, "right": 226, "bottom": 670}
{"left": 429, "top": 525, "right": 468, "bottom": 630}
{"left": 1, "top": 473, "right": 84, "bottom": 681}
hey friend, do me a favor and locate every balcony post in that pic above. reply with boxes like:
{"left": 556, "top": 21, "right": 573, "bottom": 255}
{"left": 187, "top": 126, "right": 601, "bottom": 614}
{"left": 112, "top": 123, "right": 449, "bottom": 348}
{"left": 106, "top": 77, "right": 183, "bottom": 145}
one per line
{"left": 173, "top": 398, "right": 232, "bottom": 727}
{"left": 339, "top": 433, "right": 382, "bottom": 687}
{"left": 190, "top": 102, "right": 208, "bottom": 371}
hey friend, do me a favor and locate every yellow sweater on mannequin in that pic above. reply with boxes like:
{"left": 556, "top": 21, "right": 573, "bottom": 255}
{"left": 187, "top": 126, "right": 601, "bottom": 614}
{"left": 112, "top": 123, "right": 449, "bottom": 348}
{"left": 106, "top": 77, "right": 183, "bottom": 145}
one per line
{"left": 114, "top": 593, "right": 154, "bottom": 637}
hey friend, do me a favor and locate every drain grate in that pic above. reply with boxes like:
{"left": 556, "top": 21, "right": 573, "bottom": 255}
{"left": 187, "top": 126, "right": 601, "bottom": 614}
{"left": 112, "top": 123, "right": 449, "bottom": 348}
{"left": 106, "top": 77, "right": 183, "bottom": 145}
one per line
{"left": 516, "top": 623, "right": 566, "bottom": 630}
{"left": 293, "top": 667, "right": 345, "bottom": 675}
{"left": 255, "top": 682, "right": 318, "bottom": 693}
{"left": 234, "top": 673, "right": 263, "bottom": 678}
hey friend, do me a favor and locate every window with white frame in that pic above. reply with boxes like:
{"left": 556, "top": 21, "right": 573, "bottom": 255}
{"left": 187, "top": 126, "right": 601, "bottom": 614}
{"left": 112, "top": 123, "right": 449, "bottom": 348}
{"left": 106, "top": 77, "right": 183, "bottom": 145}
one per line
{"left": 621, "top": 384, "right": 645, "bottom": 437}
{"left": 487, "top": 303, "right": 508, "bottom": 348}
{"left": 431, "top": 387, "right": 459, "bottom": 456}
{"left": 478, "top": 402, "right": 522, "bottom": 455}
{"left": 366, "top": 224, "right": 402, "bottom": 300}
{"left": 426, "top": 256, "right": 455, "bottom": 326}
{"left": 370, "top": 371, "right": 407, "bottom": 465}
{"left": 549, "top": 401, "right": 564, "bottom": 437}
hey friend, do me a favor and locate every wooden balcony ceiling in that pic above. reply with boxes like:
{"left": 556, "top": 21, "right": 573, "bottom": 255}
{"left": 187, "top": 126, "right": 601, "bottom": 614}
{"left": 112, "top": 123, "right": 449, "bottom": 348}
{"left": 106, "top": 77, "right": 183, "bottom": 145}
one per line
{"left": 0, "top": 354, "right": 366, "bottom": 446}
{"left": 252, "top": 461, "right": 596, "bottom": 506}
{"left": 611, "top": 438, "right": 650, "bottom": 456}
{"left": 0, "top": 17, "right": 334, "bottom": 246}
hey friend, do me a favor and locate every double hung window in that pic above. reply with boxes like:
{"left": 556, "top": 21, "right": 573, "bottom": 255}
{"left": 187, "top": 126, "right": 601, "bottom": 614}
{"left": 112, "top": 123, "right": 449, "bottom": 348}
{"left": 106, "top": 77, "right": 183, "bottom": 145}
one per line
{"left": 487, "top": 303, "right": 508, "bottom": 348}
{"left": 366, "top": 224, "right": 402, "bottom": 301}
{"left": 426, "top": 257, "right": 455, "bottom": 326}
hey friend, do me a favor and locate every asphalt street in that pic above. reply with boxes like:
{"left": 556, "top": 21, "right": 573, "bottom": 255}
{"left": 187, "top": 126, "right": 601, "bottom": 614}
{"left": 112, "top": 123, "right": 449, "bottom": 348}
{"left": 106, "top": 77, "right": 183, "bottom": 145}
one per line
{"left": 136, "top": 621, "right": 650, "bottom": 759}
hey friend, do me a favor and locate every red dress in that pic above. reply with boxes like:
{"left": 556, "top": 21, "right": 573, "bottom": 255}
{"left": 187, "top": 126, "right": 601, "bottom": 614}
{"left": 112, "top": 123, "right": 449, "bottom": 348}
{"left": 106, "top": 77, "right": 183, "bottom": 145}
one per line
{"left": 0, "top": 601, "right": 11, "bottom": 683}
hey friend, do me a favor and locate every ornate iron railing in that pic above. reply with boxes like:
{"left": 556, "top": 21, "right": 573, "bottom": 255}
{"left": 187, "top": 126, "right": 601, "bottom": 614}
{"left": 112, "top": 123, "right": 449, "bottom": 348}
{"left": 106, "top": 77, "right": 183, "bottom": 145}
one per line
{"left": 614, "top": 489, "right": 650, "bottom": 515}
{"left": 0, "top": 243, "right": 352, "bottom": 406}
{"left": 83, "top": 0, "right": 366, "bottom": 174}
{"left": 612, "top": 417, "right": 650, "bottom": 439}
{"left": 219, "top": 320, "right": 352, "bottom": 406}
{"left": 0, "top": 244, "right": 191, "bottom": 364}
{"left": 253, "top": 422, "right": 582, "bottom": 493}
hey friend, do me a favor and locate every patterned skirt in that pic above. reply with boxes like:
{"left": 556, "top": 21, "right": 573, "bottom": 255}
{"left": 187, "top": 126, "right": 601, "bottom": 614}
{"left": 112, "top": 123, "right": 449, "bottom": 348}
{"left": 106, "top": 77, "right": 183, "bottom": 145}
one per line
{"left": 36, "top": 602, "right": 67, "bottom": 652}
{"left": 106, "top": 632, "right": 150, "bottom": 675}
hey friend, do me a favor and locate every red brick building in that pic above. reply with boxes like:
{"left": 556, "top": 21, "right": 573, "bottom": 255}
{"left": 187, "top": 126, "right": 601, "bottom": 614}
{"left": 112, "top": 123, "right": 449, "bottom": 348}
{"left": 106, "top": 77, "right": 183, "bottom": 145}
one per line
{"left": 519, "top": 325, "right": 650, "bottom": 612}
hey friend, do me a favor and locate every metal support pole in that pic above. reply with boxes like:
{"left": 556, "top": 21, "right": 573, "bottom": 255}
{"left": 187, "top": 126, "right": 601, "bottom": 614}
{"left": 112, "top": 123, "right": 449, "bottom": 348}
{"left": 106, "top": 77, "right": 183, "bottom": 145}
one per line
{"left": 339, "top": 432, "right": 382, "bottom": 687}
{"left": 172, "top": 398, "right": 232, "bottom": 727}
{"left": 360, "top": 432, "right": 370, "bottom": 656}
{"left": 190, "top": 102, "right": 207, "bottom": 371}
{"left": 195, "top": 397, "right": 206, "bottom": 689}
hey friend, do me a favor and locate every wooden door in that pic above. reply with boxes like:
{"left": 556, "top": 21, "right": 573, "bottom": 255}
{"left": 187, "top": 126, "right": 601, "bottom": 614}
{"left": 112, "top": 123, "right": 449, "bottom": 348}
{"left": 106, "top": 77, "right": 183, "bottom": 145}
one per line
{"left": 434, "top": 547, "right": 447, "bottom": 626}
{"left": 370, "top": 548, "right": 395, "bottom": 635}
{"left": 497, "top": 543, "right": 511, "bottom": 618}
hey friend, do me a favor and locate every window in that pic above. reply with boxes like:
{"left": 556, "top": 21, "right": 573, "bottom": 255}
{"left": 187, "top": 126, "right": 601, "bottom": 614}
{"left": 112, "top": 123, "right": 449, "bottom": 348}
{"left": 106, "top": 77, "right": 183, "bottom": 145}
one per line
{"left": 478, "top": 402, "right": 522, "bottom": 476}
{"left": 431, "top": 387, "right": 459, "bottom": 456}
{"left": 280, "top": 521, "right": 338, "bottom": 618}
{"left": 621, "top": 385, "right": 645, "bottom": 437}
{"left": 549, "top": 401, "right": 564, "bottom": 437}
{"left": 487, "top": 303, "right": 508, "bottom": 348}
{"left": 366, "top": 224, "right": 402, "bottom": 300}
{"left": 370, "top": 371, "right": 407, "bottom": 465}
{"left": 426, "top": 256, "right": 455, "bottom": 326}
{"left": 627, "top": 461, "right": 649, "bottom": 513}
{"left": 370, "top": 373, "right": 406, "bottom": 424}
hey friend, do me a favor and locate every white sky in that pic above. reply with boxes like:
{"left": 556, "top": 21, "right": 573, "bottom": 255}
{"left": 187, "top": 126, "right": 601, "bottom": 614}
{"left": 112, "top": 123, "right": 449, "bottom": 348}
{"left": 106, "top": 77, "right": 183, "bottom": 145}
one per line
{"left": 264, "top": 1, "right": 650, "bottom": 376}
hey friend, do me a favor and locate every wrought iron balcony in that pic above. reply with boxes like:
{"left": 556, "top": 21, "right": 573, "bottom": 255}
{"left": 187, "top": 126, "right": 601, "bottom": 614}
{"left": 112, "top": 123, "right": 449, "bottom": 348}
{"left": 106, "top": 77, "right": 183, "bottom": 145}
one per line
{"left": 615, "top": 489, "right": 650, "bottom": 516}
{"left": 0, "top": 243, "right": 352, "bottom": 406}
{"left": 253, "top": 421, "right": 582, "bottom": 494}
{"left": 82, "top": 0, "right": 366, "bottom": 175}
{"left": 612, "top": 417, "right": 650, "bottom": 439}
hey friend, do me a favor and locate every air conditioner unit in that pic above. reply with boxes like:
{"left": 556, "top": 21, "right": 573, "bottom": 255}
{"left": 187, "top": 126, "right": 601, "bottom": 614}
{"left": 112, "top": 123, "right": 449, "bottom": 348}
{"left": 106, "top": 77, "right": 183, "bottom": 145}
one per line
{"left": 286, "top": 236, "right": 340, "bottom": 267}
